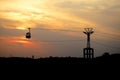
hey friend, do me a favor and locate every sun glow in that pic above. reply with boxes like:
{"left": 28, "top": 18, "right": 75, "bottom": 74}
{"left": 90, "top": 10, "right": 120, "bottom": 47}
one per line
{"left": 9, "top": 36, "right": 31, "bottom": 44}
{"left": 15, "top": 40, "right": 29, "bottom": 44}
{"left": 16, "top": 27, "right": 26, "bottom": 30}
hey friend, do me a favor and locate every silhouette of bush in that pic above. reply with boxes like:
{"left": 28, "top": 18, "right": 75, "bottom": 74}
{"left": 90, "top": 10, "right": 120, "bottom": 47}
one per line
{"left": 0, "top": 53, "right": 120, "bottom": 64}
{"left": 102, "top": 52, "right": 110, "bottom": 57}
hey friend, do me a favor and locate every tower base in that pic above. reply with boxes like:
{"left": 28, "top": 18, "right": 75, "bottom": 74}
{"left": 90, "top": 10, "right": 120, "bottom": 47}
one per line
{"left": 83, "top": 48, "right": 94, "bottom": 59}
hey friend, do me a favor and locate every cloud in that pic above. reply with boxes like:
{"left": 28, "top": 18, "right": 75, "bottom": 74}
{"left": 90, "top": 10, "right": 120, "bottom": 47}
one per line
{"left": 1, "top": 0, "right": 120, "bottom": 37}
{"left": 54, "top": 0, "right": 120, "bottom": 32}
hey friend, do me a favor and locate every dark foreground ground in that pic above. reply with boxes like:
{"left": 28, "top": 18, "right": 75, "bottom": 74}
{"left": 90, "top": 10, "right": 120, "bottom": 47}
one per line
{"left": 0, "top": 53, "right": 120, "bottom": 64}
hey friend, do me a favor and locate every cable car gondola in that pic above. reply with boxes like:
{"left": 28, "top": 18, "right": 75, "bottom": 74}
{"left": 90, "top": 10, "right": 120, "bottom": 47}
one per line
{"left": 26, "top": 28, "right": 31, "bottom": 39}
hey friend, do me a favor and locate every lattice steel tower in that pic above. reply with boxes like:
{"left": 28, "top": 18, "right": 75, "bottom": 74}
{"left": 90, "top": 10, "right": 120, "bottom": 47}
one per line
{"left": 83, "top": 28, "right": 94, "bottom": 59}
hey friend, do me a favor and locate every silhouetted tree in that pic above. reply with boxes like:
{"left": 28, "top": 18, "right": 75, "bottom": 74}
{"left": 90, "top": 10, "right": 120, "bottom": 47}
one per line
{"left": 102, "top": 52, "right": 110, "bottom": 57}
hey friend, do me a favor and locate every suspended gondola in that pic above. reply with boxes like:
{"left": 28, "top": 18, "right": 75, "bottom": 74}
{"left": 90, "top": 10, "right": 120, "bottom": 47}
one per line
{"left": 26, "top": 28, "right": 31, "bottom": 39}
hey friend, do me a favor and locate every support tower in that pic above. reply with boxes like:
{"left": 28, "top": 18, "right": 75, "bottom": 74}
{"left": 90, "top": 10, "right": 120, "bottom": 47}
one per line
{"left": 83, "top": 28, "right": 94, "bottom": 59}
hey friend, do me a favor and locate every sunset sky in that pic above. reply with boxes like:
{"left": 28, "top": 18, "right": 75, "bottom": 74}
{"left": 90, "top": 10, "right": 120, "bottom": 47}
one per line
{"left": 0, "top": 0, "right": 120, "bottom": 58}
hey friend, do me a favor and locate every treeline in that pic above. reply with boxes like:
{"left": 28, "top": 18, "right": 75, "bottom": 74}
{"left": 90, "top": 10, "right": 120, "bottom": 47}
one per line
{"left": 0, "top": 53, "right": 120, "bottom": 64}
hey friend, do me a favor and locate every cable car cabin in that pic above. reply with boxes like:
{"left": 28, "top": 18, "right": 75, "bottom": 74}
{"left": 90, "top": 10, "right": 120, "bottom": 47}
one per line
{"left": 26, "top": 32, "right": 31, "bottom": 39}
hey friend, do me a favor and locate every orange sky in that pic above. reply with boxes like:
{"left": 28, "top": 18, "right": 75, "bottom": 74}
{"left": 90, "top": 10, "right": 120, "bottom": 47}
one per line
{"left": 0, "top": 0, "right": 120, "bottom": 57}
